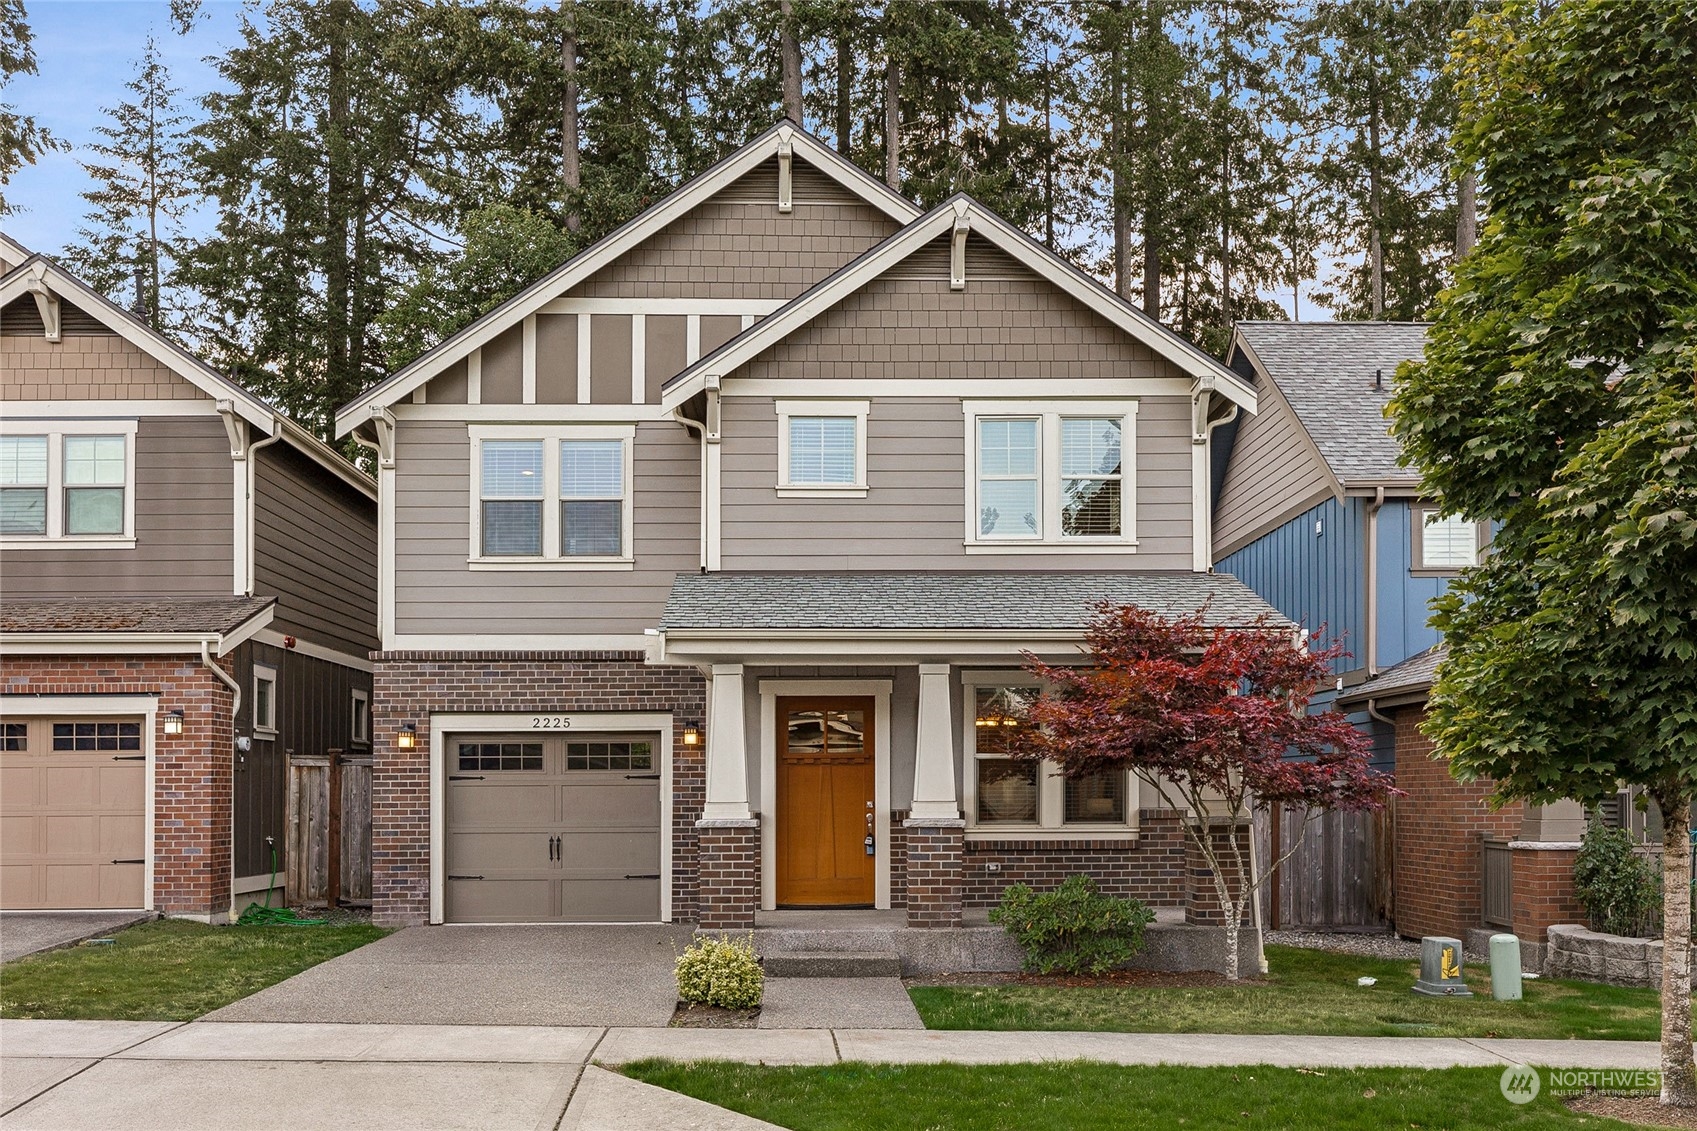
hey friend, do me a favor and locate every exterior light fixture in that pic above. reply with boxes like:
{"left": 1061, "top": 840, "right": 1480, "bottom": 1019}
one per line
{"left": 163, "top": 709, "right": 185, "bottom": 736}
{"left": 397, "top": 722, "right": 417, "bottom": 750}
{"left": 682, "top": 722, "right": 701, "bottom": 746}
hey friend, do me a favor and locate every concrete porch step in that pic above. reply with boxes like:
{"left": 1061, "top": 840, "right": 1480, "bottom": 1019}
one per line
{"left": 763, "top": 951, "right": 902, "bottom": 978}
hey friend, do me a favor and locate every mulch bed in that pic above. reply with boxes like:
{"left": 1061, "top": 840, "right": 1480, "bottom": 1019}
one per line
{"left": 1567, "top": 1093, "right": 1697, "bottom": 1129}
{"left": 907, "top": 969, "right": 1265, "bottom": 989}
{"left": 669, "top": 1000, "right": 761, "bottom": 1028}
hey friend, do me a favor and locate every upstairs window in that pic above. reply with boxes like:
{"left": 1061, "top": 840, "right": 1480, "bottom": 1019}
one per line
{"left": 1413, "top": 506, "right": 1488, "bottom": 572}
{"left": 0, "top": 423, "right": 136, "bottom": 546}
{"left": 776, "top": 400, "right": 868, "bottom": 496}
{"left": 965, "top": 402, "right": 1137, "bottom": 548}
{"left": 470, "top": 425, "right": 634, "bottom": 567}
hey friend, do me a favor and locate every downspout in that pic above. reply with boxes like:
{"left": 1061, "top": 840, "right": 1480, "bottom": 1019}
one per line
{"left": 1364, "top": 698, "right": 1394, "bottom": 727}
{"left": 201, "top": 637, "right": 242, "bottom": 716}
{"left": 1365, "top": 486, "right": 1385, "bottom": 677}
{"left": 672, "top": 407, "right": 709, "bottom": 572}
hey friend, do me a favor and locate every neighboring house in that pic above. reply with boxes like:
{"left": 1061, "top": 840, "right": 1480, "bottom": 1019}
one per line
{"left": 1213, "top": 321, "right": 1586, "bottom": 957}
{"left": 0, "top": 235, "right": 378, "bottom": 921}
{"left": 333, "top": 122, "right": 1284, "bottom": 933}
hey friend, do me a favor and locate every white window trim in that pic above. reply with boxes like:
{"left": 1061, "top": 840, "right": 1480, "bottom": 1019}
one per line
{"left": 350, "top": 688, "right": 370, "bottom": 747}
{"left": 961, "top": 400, "right": 1137, "bottom": 551}
{"left": 774, "top": 399, "right": 869, "bottom": 497}
{"left": 960, "top": 670, "right": 1138, "bottom": 838}
{"left": 1411, "top": 503, "right": 1489, "bottom": 574}
{"left": 0, "top": 419, "right": 138, "bottom": 550}
{"left": 252, "top": 663, "right": 278, "bottom": 737}
{"left": 467, "top": 423, "right": 637, "bottom": 570}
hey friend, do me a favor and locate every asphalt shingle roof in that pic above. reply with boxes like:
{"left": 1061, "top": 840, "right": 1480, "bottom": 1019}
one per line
{"left": 1339, "top": 645, "right": 1446, "bottom": 706}
{"left": 660, "top": 572, "right": 1291, "bottom": 631}
{"left": 1236, "top": 321, "right": 1430, "bottom": 482}
{"left": 0, "top": 596, "right": 275, "bottom": 635}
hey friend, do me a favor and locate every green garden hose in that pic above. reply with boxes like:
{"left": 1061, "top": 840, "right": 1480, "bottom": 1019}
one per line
{"left": 236, "top": 841, "right": 327, "bottom": 927}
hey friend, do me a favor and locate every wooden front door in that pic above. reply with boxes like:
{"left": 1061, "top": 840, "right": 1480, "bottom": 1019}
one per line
{"left": 775, "top": 696, "right": 875, "bottom": 907}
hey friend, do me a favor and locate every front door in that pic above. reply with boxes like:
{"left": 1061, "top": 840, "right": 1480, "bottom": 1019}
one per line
{"left": 775, "top": 697, "right": 875, "bottom": 907}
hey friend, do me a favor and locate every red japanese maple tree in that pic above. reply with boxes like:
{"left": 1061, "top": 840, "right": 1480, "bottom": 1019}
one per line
{"left": 1019, "top": 603, "right": 1394, "bottom": 979}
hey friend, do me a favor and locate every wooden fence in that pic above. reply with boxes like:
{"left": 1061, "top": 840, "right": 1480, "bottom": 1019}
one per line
{"left": 1254, "top": 802, "right": 1395, "bottom": 931}
{"left": 285, "top": 749, "right": 373, "bottom": 907}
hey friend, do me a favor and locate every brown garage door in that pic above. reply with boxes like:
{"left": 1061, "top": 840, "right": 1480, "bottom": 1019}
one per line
{"left": 444, "top": 733, "right": 661, "bottom": 923}
{"left": 0, "top": 717, "right": 146, "bottom": 909}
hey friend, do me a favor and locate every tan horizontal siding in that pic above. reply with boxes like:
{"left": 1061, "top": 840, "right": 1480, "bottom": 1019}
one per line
{"left": 1213, "top": 372, "right": 1335, "bottom": 555}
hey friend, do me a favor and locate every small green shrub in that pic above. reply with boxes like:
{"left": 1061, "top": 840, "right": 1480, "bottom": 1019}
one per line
{"left": 990, "top": 874, "right": 1155, "bottom": 975}
{"left": 675, "top": 933, "right": 764, "bottom": 1010}
{"left": 1575, "top": 817, "right": 1658, "bottom": 937}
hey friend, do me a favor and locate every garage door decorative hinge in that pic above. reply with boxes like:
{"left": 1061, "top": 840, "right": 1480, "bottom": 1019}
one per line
{"left": 624, "top": 773, "right": 660, "bottom": 780}
{"left": 111, "top": 858, "right": 143, "bottom": 864}
{"left": 112, "top": 755, "right": 145, "bottom": 761}
{"left": 448, "top": 775, "right": 484, "bottom": 781}
{"left": 624, "top": 873, "right": 661, "bottom": 880}
{"left": 448, "top": 874, "right": 485, "bottom": 880}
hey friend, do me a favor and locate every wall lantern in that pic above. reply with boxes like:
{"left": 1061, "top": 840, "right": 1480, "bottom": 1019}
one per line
{"left": 682, "top": 722, "right": 702, "bottom": 747}
{"left": 397, "top": 722, "right": 417, "bottom": 750}
{"left": 163, "top": 709, "right": 185, "bottom": 736}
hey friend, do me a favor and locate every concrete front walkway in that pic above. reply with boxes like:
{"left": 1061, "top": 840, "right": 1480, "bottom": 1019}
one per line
{"left": 0, "top": 1018, "right": 1666, "bottom": 1129}
{"left": 0, "top": 912, "right": 153, "bottom": 963}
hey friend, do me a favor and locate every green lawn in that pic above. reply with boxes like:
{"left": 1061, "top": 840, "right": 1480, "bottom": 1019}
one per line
{"left": 0, "top": 918, "right": 389, "bottom": 1020}
{"left": 909, "top": 945, "right": 1659, "bottom": 1041}
{"left": 622, "top": 1061, "right": 1643, "bottom": 1131}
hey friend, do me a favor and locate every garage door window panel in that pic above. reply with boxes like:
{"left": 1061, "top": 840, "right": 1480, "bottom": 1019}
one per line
{"left": 52, "top": 721, "right": 141, "bottom": 752}
{"left": 3, "top": 722, "right": 26, "bottom": 750}
{"left": 458, "top": 741, "right": 543, "bottom": 772}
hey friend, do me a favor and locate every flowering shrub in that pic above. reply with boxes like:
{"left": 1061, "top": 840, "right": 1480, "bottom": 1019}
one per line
{"left": 675, "top": 932, "right": 764, "bottom": 1009}
{"left": 990, "top": 874, "right": 1154, "bottom": 975}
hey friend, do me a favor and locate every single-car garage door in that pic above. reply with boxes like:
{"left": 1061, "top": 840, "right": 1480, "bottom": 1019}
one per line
{"left": 0, "top": 717, "right": 146, "bottom": 909}
{"left": 445, "top": 733, "right": 660, "bottom": 923}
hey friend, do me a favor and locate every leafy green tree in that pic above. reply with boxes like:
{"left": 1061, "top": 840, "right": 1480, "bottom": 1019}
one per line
{"left": 1389, "top": 0, "right": 1697, "bottom": 1105}
{"left": 61, "top": 35, "right": 193, "bottom": 332}
{"left": 0, "top": 0, "right": 63, "bottom": 216}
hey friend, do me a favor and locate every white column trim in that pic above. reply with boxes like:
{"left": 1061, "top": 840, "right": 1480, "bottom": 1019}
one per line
{"left": 909, "top": 663, "right": 960, "bottom": 820}
{"left": 630, "top": 313, "right": 647, "bottom": 404}
{"left": 522, "top": 315, "right": 537, "bottom": 404}
{"left": 377, "top": 462, "right": 395, "bottom": 644}
{"left": 685, "top": 315, "right": 702, "bottom": 364}
{"left": 576, "top": 314, "right": 592, "bottom": 404}
{"left": 702, "top": 664, "right": 750, "bottom": 821}
{"left": 467, "top": 348, "right": 482, "bottom": 405}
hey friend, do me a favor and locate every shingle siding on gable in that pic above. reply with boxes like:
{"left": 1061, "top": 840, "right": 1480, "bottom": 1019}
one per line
{"left": 1, "top": 330, "right": 208, "bottom": 401}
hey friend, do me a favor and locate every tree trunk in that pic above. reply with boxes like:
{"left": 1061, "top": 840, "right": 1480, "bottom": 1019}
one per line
{"left": 883, "top": 55, "right": 899, "bottom": 191}
{"left": 835, "top": 27, "right": 851, "bottom": 154}
{"left": 1367, "top": 55, "right": 1384, "bottom": 318}
{"left": 1110, "top": 22, "right": 1131, "bottom": 300}
{"left": 1140, "top": 1, "right": 1161, "bottom": 315}
{"left": 779, "top": 0, "right": 803, "bottom": 125}
{"left": 324, "top": 0, "right": 355, "bottom": 414}
{"left": 1041, "top": 49, "right": 1054, "bottom": 248}
{"left": 561, "top": 0, "right": 580, "bottom": 232}
{"left": 1217, "top": 5, "right": 1232, "bottom": 327}
{"left": 1455, "top": 167, "right": 1477, "bottom": 260}
{"left": 1661, "top": 796, "right": 1697, "bottom": 1106}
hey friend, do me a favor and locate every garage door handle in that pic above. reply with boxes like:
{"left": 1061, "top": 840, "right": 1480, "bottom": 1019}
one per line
{"left": 449, "top": 775, "right": 484, "bottom": 781}
{"left": 112, "top": 755, "right": 145, "bottom": 761}
{"left": 624, "top": 873, "right": 660, "bottom": 880}
{"left": 448, "top": 874, "right": 484, "bottom": 880}
{"left": 624, "top": 773, "right": 660, "bottom": 780}
{"left": 111, "top": 858, "right": 143, "bottom": 864}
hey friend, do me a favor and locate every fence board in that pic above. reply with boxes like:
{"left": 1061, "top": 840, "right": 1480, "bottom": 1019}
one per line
{"left": 1256, "top": 802, "right": 1394, "bottom": 931}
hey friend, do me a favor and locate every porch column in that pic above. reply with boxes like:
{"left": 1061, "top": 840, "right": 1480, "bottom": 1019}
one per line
{"left": 697, "top": 663, "right": 758, "bottom": 929}
{"left": 905, "top": 662, "right": 965, "bottom": 927}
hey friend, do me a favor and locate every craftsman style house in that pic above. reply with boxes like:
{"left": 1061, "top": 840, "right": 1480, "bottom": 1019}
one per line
{"left": 0, "top": 234, "right": 378, "bottom": 921}
{"left": 336, "top": 123, "right": 1286, "bottom": 933}
{"left": 1212, "top": 321, "right": 1587, "bottom": 959}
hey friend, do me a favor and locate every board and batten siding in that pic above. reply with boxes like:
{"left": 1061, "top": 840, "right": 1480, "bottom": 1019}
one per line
{"left": 0, "top": 415, "right": 234, "bottom": 599}
{"left": 1372, "top": 498, "right": 1449, "bottom": 671}
{"left": 253, "top": 442, "right": 379, "bottom": 657}
{"left": 1212, "top": 366, "right": 1336, "bottom": 558}
{"left": 391, "top": 418, "right": 699, "bottom": 636}
{"left": 1216, "top": 497, "right": 1365, "bottom": 675}
{"left": 719, "top": 395, "right": 1194, "bottom": 570}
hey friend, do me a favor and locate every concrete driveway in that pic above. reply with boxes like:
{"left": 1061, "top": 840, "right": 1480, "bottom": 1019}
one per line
{"left": 204, "top": 924, "right": 696, "bottom": 1027}
{"left": 0, "top": 912, "right": 153, "bottom": 963}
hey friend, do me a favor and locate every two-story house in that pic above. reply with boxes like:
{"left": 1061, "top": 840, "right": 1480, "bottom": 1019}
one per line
{"left": 0, "top": 236, "right": 378, "bottom": 921}
{"left": 334, "top": 123, "right": 1285, "bottom": 937}
{"left": 1212, "top": 320, "right": 1587, "bottom": 958}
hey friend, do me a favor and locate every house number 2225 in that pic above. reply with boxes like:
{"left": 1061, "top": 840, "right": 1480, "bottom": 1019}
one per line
{"left": 531, "top": 717, "right": 573, "bottom": 729}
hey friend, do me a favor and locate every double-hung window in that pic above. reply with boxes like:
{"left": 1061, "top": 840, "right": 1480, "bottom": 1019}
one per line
{"left": 1412, "top": 505, "right": 1488, "bottom": 573}
{"left": 0, "top": 421, "right": 137, "bottom": 547}
{"left": 964, "top": 402, "right": 1136, "bottom": 549}
{"left": 962, "top": 674, "right": 1135, "bottom": 836}
{"left": 470, "top": 425, "right": 635, "bottom": 567}
{"left": 776, "top": 400, "right": 868, "bottom": 496}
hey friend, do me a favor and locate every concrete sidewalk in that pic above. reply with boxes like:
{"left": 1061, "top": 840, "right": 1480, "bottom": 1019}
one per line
{"left": 0, "top": 1019, "right": 1667, "bottom": 1130}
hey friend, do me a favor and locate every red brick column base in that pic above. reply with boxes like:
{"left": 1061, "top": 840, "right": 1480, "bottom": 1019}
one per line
{"left": 1185, "top": 820, "right": 1254, "bottom": 926}
{"left": 1512, "top": 843, "right": 1586, "bottom": 943}
{"left": 903, "top": 818, "right": 965, "bottom": 928}
{"left": 696, "top": 819, "right": 760, "bottom": 931}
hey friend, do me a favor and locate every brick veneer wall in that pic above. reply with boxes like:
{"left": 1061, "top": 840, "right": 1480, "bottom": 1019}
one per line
{"left": 1, "top": 653, "right": 236, "bottom": 917}
{"left": 888, "top": 810, "right": 909, "bottom": 909}
{"left": 1392, "top": 704, "right": 1524, "bottom": 940}
{"left": 369, "top": 651, "right": 706, "bottom": 926}
{"left": 960, "top": 810, "right": 1190, "bottom": 908}
{"left": 904, "top": 820, "right": 965, "bottom": 927}
{"left": 1512, "top": 847, "right": 1587, "bottom": 942}
{"left": 697, "top": 821, "right": 759, "bottom": 930}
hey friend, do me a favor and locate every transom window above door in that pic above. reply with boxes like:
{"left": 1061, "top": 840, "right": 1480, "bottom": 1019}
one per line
{"left": 0, "top": 421, "right": 137, "bottom": 548}
{"left": 469, "top": 424, "right": 635, "bottom": 569}
{"left": 775, "top": 400, "right": 869, "bottom": 496}
{"left": 963, "top": 402, "right": 1136, "bottom": 549}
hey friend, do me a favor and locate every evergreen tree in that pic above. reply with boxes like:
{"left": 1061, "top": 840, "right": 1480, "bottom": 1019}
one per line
{"left": 61, "top": 34, "right": 193, "bottom": 332}
{"left": 0, "top": 0, "right": 62, "bottom": 216}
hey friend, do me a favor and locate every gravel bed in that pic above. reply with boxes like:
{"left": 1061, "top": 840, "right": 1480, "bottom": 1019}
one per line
{"left": 1266, "top": 929, "right": 1421, "bottom": 960}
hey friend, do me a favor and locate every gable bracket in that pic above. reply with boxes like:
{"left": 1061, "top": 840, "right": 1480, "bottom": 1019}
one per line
{"left": 369, "top": 406, "right": 397, "bottom": 469}
{"left": 705, "top": 375, "right": 722, "bottom": 442}
{"left": 776, "top": 130, "right": 794, "bottom": 214}
{"left": 24, "top": 263, "right": 60, "bottom": 342}
{"left": 950, "top": 201, "right": 971, "bottom": 291}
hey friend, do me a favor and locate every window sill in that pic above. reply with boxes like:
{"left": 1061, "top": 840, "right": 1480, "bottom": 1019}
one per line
{"left": 775, "top": 484, "right": 869, "bottom": 498}
{"left": 467, "top": 557, "right": 636, "bottom": 572}
{"left": 1409, "top": 566, "right": 1470, "bottom": 577}
{"left": 963, "top": 540, "right": 1138, "bottom": 555}
{"left": 0, "top": 537, "right": 136, "bottom": 551}
{"left": 253, "top": 727, "right": 279, "bottom": 740}
{"left": 965, "top": 826, "right": 1140, "bottom": 842}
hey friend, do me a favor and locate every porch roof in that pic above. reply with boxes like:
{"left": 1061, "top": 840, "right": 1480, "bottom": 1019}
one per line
{"left": 0, "top": 597, "right": 275, "bottom": 656}
{"left": 658, "top": 571, "right": 1290, "bottom": 632}
{"left": 1337, "top": 645, "right": 1446, "bottom": 710}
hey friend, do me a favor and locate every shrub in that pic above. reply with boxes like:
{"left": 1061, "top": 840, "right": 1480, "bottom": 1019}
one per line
{"left": 989, "top": 874, "right": 1155, "bottom": 975}
{"left": 675, "top": 933, "right": 764, "bottom": 1010}
{"left": 1575, "top": 816, "right": 1658, "bottom": 937}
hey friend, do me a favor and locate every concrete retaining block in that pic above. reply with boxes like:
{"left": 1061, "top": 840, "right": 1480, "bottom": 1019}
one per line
{"left": 1545, "top": 924, "right": 1661, "bottom": 988}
